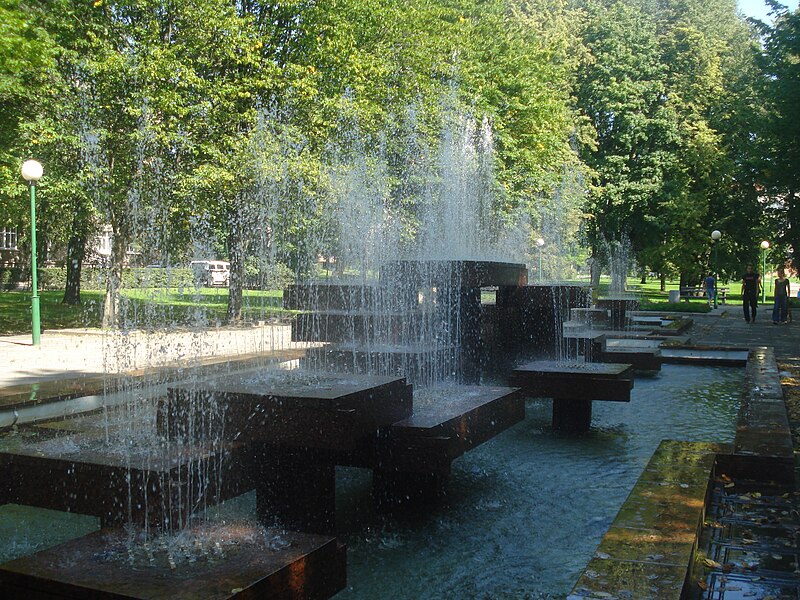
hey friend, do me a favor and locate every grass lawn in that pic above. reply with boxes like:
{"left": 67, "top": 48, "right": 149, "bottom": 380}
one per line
{"left": 3, "top": 277, "right": 796, "bottom": 334}
{"left": 600, "top": 277, "right": 799, "bottom": 313}
{"left": 0, "top": 288, "right": 292, "bottom": 335}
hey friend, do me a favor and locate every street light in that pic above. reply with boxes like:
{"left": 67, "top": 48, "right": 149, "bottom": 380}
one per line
{"left": 711, "top": 230, "right": 721, "bottom": 308}
{"left": 21, "top": 159, "right": 43, "bottom": 346}
{"left": 760, "top": 240, "right": 769, "bottom": 304}
{"left": 536, "top": 238, "right": 545, "bottom": 282}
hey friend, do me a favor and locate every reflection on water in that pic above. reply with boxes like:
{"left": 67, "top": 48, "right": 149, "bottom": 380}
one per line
{"left": 335, "top": 364, "right": 741, "bottom": 599}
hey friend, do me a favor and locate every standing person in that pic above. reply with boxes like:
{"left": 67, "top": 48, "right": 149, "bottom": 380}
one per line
{"left": 772, "top": 267, "right": 791, "bottom": 324}
{"left": 704, "top": 273, "right": 716, "bottom": 307}
{"left": 741, "top": 265, "right": 760, "bottom": 323}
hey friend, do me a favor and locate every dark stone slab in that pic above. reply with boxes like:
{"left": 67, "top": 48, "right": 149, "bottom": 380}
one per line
{"left": 721, "top": 347, "right": 794, "bottom": 487}
{"left": 283, "top": 281, "right": 415, "bottom": 311}
{"left": 497, "top": 285, "right": 592, "bottom": 356}
{"left": 599, "top": 348, "right": 662, "bottom": 372}
{"left": 595, "top": 297, "right": 640, "bottom": 330}
{"left": 374, "top": 385, "right": 525, "bottom": 507}
{"left": 509, "top": 360, "right": 634, "bottom": 401}
{"left": 163, "top": 371, "right": 412, "bottom": 452}
{"left": 660, "top": 346, "right": 749, "bottom": 366}
{"left": 563, "top": 331, "right": 606, "bottom": 362}
{"left": 0, "top": 431, "right": 252, "bottom": 528}
{"left": 0, "top": 526, "right": 346, "bottom": 599}
{"left": 379, "top": 260, "right": 528, "bottom": 288}
{"left": 163, "top": 371, "right": 412, "bottom": 534}
{"left": 290, "top": 311, "right": 419, "bottom": 344}
{"left": 570, "top": 307, "right": 608, "bottom": 325}
{"left": 302, "top": 344, "right": 454, "bottom": 387}
{"left": 382, "top": 386, "right": 525, "bottom": 472}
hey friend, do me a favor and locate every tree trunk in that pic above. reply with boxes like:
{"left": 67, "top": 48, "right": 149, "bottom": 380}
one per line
{"left": 660, "top": 272, "right": 666, "bottom": 292}
{"left": 102, "top": 229, "right": 126, "bottom": 328}
{"left": 590, "top": 256, "right": 602, "bottom": 288}
{"left": 62, "top": 231, "right": 87, "bottom": 305}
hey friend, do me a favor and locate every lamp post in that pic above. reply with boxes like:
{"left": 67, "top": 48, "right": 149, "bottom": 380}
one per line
{"left": 536, "top": 238, "right": 545, "bottom": 282}
{"left": 711, "top": 230, "right": 721, "bottom": 309}
{"left": 760, "top": 240, "right": 769, "bottom": 304}
{"left": 21, "top": 159, "right": 43, "bottom": 346}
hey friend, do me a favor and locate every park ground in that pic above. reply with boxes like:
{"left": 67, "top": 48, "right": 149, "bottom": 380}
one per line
{"left": 1, "top": 277, "right": 799, "bottom": 335}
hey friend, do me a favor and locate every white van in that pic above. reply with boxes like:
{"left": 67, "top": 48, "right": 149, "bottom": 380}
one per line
{"left": 190, "top": 260, "right": 230, "bottom": 287}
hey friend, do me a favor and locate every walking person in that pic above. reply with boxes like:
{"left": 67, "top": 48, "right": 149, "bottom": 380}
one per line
{"left": 772, "top": 267, "right": 791, "bottom": 324}
{"left": 704, "top": 273, "right": 716, "bottom": 307}
{"left": 741, "top": 265, "right": 760, "bottom": 323}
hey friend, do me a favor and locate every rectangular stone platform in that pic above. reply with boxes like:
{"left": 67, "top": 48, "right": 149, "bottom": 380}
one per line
{"left": 284, "top": 281, "right": 415, "bottom": 311}
{"left": 164, "top": 371, "right": 412, "bottom": 534}
{"left": 509, "top": 360, "right": 633, "bottom": 432}
{"left": 373, "top": 385, "right": 525, "bottom": 507}
{"left": 379, "top": 260, "right": 528, "bottom": 288}
{"left": 568, "top": 440, "right": 728, "bottom": 600}
{"left": 599, "top": 348, "right": 662, "bottom": 372}
{"left": 383, "top": 385, "right": 525, "bottom": 473}
{"left": 496, "top": 285, "right": 593, "bottom": 356}
{"left": 291, "top": 311, "right": 421, "bottom": 344}
{"left": 570, "top": 307, "right": 608, "bottom": 325}
{"left": 0, "top": 526, "right": 346, "bottom": 599}
{"left": 562, "top": 331, "right": 606, "bottom": 361}
{"left": 164, "top": 371, "right": 412, "bottom": 451}
{"left": 716, "top": 346, "right": 794, "bottom": 487}
{"left": 0, "top": 429, "right": 252, "bottom": 528}
{"left": 660, "top": 345, "right": 749, "bottom": 367}
{"left": 595, "top": 297, "right": 640, "bottom": 330}
{"left": 302, "top": 344, "right": 454, "bottom": 387}
{"left": 509, "top": 360, "right": 634, "bottom": 401}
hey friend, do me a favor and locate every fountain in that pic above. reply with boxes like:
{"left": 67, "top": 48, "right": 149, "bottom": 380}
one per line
{"left": 1, "top": 97, "right": 735, "bottom": 600}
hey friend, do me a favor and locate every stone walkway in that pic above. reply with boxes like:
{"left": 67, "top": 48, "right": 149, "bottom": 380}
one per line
{"left": 0, "top": 324, "right": 309, "bottom": 388}
{"left": 690, "top": 304, "right": 798, "bottom": 363}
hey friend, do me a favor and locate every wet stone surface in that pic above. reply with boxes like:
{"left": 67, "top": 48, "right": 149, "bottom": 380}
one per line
{"left": 569, "top": 440, "right": 721, "bottom": 599}
{"left": 0, "top": 525, "right": 346, "bottom": 599}
{"left": 698, "top": 481, "right": 800, "bottom": 599}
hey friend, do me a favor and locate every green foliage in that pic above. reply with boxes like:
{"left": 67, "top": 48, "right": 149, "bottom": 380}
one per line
{"left": 0, "top": 0, "right": 782, "bottom": 315}
{"left": 574, "top": 0, "right": 764, "bottom": 283}
{"left": 25, "top": 266, "right": 195, "bottom": 290}
{"left": 756, "top": 5, "right": 800, "bottom": 270}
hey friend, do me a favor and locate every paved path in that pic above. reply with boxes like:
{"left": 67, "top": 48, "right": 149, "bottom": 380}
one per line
{"left": 688, "top": 303, "right": 798, "bottom": 364}
{"left": 0, "top": 325, "right": 309, "bottom": 387}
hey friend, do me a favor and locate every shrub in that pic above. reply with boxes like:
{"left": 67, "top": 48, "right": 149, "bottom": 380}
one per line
{"left": 0, "top": 267, "right": 22, "bottom": 289}
{"left": 39, "top": 266, "right": 67, "bottom": 289}
{"left": 244, "top": 259, "right": 295, "bottom": 290}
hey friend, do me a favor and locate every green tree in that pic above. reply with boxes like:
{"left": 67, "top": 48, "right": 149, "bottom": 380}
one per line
{"left": 758, "top": 3, "right": 800, "bottom": 270}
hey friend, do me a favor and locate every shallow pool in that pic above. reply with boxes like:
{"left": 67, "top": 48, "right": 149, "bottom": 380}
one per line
{"left": 0, "top": 364, "right": 742, "bottom": 598}
{"left": 333, "top": 364, "right": 742, "bottom": 599}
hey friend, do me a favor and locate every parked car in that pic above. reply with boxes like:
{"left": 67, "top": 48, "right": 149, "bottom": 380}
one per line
{"left": 190, "top": 260, "right": 230, "bottom": 287}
